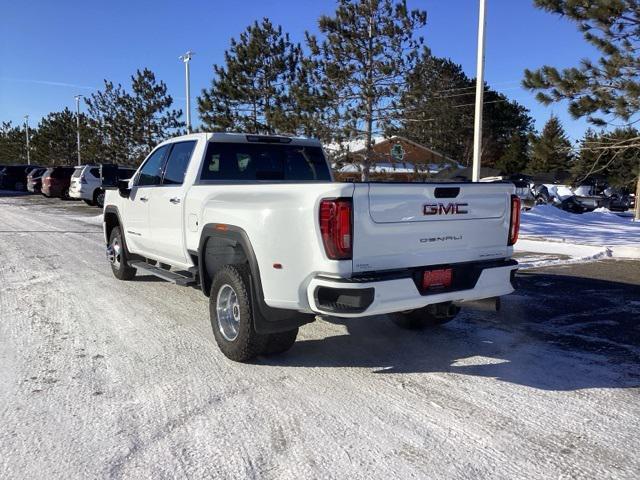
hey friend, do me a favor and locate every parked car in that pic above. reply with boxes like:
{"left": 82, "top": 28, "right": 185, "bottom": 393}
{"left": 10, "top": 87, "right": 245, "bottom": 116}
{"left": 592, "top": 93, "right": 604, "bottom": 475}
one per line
{"left": 41, "top": 166, "right": 75, "bottom": 199}
{"left": 26, "top": 168, "right": 48, "bottom": 193}
{"left": 0, "top": 165, "right": 41, "bottom": 191}
{"left": 70, "top": 164, "right": 136, "bottom": 207}
{"left": 102, "top": 133, "right": 520, "bottom": 362}
{"left": 481, "top": 174, "right": 535, "bottom": 210}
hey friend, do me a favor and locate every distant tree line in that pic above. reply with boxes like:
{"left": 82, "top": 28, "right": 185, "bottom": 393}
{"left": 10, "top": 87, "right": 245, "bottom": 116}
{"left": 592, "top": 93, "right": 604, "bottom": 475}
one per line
{"left": 1, "top": 0, "right": 637, "bottom": 190}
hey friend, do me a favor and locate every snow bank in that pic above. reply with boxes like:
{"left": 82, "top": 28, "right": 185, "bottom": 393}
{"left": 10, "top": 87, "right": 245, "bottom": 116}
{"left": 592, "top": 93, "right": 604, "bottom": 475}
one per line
{"left": 516, "top": 205, "right": 640, "bottom": 260}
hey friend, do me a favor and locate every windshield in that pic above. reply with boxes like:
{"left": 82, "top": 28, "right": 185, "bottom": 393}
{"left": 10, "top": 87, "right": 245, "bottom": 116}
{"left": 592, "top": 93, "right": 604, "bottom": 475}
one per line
{"left": 200, "top": 142, "right": 331, "bottom": 182}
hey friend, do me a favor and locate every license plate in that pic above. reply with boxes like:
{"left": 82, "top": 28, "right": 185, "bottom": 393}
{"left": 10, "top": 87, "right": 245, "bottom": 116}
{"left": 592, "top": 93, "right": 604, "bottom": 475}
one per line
{"left": 422, "top": 268, "right": 452, "bottom": 290}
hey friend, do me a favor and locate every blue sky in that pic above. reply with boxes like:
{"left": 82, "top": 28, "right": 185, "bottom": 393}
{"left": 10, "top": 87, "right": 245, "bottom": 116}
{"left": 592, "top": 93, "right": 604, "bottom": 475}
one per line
{"left": 1, "top": 0, "right": 598, "bottom": 141}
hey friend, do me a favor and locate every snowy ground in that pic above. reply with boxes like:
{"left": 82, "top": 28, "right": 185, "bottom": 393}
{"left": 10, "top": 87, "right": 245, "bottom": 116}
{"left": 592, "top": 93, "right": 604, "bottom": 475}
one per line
{"left": 1, "top": 193, "right": 639, "bottom": 479}
{"left": 516, "top": 205, "right": 640, "bottom": 267}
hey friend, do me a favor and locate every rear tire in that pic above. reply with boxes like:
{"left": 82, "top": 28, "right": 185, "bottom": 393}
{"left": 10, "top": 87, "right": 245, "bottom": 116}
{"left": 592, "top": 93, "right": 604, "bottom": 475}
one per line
{"left": 108, "top": 226, "right": 136, "bottom": 281}
{"left": 61, "top": 188, "right": 71, "bottom": 200}
{"left": 209, "top": 265, "right": 268, "bottom": 362}
{"left": 392, "top": 302, "right": 460, "bottom": 330}
{"left": 264, "top": 328, "right": 298, "bottom": 355}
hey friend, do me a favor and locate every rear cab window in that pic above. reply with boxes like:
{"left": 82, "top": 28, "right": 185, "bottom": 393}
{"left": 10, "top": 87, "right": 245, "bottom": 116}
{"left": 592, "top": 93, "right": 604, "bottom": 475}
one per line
{"left": 162, "top": 141, "right": 196, "bottom": 185}
{"left": 200, "top": 142, "right": 331, "bottom": 182}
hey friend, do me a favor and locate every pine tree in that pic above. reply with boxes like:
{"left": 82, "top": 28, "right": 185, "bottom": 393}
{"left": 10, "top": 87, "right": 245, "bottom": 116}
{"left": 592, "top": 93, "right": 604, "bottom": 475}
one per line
{"left": 198, "top": 18, "right": 301, "bottom": 134}
{"left": 573, "top": 128, "right": 640, "bottom": 188}
{"left": 495, "top": 132, "right": 530, "bottom": 174}
{"left": 523, "top": 0, "right": 640, "bottom": 217}
{"left": 308, "top": 0, "right": 427, "bottom": 179}
{"left": 85, "top": 80, "right": 134, "bottom": 164}
{"left": 523, "top": 0, "right": 640, "bottom": 127}
{"left": 128, "top": 68, "right": 183, "bottom": 163}
{"left": 30, "top": 108, "right": 101, "bottom": 166}
{"left": 86, "top": 70, "right": 183, "bottom": 166}
{"left": 527, "top": 116, "right": 573, "bottom": 174}
{"left": 0, "top": 121, "right": 28, "bottom": 164}
{"left": 395, "top": 50, "right": 533, "bottom": 167}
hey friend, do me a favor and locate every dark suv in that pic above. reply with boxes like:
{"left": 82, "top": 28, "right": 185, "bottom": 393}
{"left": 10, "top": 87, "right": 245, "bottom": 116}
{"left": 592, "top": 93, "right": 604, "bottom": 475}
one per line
{"left": 0, "top": 165, "right": 41, "bottom": 191}
{"left": 41, "top": 166, "right": 75, "bottom": 199}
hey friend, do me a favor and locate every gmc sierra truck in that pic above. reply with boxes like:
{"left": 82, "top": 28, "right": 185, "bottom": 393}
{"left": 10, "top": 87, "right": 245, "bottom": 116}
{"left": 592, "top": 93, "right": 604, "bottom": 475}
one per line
{"left": 102, "top": 133, "right": 520, "bottom": 362}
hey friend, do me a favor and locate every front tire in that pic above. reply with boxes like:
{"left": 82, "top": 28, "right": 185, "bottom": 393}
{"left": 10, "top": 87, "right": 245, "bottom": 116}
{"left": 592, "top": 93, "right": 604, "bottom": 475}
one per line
{"left": 107, "top": 226, "right": 136, "bottom": 280}
{"left": 209, "top": 265, "right": 268, "bottom": 362}
{"left": 393, "top": 302, "right": 460, "bottom": 330}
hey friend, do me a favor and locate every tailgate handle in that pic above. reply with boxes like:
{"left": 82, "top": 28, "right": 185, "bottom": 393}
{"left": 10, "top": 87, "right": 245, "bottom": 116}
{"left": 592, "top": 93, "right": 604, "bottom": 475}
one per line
{"left": 434, "top": 187, "right": 460, "bottom": 198}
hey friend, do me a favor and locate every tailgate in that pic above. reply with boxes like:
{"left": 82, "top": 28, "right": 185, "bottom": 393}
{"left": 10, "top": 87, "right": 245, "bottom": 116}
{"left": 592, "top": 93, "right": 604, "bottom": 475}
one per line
{"left": 352, "top": 183, "right": 514, "bottom": 273}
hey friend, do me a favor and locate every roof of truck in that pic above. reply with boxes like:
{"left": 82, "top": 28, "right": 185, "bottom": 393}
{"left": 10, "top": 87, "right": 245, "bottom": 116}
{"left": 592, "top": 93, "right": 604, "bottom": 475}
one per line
{"left": 161, "top": 132, "right": 322, "bottom": 147}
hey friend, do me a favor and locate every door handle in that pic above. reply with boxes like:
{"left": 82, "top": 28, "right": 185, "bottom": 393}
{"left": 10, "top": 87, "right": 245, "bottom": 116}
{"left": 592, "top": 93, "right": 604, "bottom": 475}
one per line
{"left": 169, "top": 197, "right": 181, "bottom": 204}
{"left": 139, "top": 197, "right": 148, "bottom": 202}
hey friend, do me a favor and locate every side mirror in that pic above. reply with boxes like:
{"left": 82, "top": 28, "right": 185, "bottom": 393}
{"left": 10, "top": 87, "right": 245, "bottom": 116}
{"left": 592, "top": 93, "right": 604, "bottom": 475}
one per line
{"left": 117, "top": 179, "right": 131, "bottom": 198}
{"left": 101, "top": 164, "right": 131, "bottom": 198}
{"left": 100, "top": 164, "right": 119, "bottom": 188}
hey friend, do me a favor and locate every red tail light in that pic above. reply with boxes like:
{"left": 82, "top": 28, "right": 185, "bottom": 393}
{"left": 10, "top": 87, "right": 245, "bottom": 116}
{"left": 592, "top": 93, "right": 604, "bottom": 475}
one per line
{"left": 319, "top": 198, "right": 352, "bottom": 260}
{"left": 508, "top": 194, "right": 521, "bottom": 246}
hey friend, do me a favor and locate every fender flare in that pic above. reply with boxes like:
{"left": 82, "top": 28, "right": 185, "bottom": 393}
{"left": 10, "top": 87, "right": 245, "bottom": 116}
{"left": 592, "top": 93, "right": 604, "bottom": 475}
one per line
{"left": 198, "top": 224, "right": 315, "bottom": 334}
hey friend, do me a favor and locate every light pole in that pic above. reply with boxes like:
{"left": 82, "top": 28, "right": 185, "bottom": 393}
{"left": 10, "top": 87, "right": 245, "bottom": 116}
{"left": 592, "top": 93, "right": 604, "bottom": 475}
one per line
{"left": 74, "top": 95, "right": 83, "bottom": 166}
{"left": 24, "top": 115, "right": 30, "bottom": 165}
{"left": 179, "top": 50, "right": 195, "bottom": 133}
{"left": 472, "top": 0, "right": 487, "bottom": 182}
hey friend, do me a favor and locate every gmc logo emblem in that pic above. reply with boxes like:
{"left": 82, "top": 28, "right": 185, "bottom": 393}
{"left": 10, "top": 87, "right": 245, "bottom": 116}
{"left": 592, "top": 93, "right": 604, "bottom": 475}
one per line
{"left": 423, "top": 203, "right": 469, "bottom": 215}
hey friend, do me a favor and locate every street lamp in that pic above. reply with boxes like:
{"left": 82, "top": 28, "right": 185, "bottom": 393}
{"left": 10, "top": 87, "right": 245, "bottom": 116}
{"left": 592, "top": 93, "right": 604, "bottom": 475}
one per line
{"left": 24, "top": 115, "right": 30, "bottom": 165}
{"left": 472, "top": 0, "right": 487, "bottom": 182}
{"left": 179, "top": 50, "right": 195, "bottom": 133}
{"left": 74, "top": 95, "right": 84, "bottom": 166}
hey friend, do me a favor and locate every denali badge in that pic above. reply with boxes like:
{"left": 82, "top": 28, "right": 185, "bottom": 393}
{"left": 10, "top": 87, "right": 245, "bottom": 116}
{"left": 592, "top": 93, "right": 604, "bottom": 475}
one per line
{"left": 420, "top": 235, "right": 462, "bottom": 243}
{"left": 423, "top": 202, "right": 468, "bottom": 215}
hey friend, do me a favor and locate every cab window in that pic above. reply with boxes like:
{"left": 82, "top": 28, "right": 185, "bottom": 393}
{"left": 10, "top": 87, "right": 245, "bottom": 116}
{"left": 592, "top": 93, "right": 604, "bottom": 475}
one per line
{"left": 137, "top": 145, "right": 169, "bottom": 186}
{"left": 162, "top": 141, "right": 196, "bottom": 185}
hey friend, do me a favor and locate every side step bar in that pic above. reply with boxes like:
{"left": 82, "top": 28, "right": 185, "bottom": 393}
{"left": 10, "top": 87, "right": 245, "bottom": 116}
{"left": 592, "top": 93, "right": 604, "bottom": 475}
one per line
{"left": 128, "top": 261, "right": 197, "bottom": 286}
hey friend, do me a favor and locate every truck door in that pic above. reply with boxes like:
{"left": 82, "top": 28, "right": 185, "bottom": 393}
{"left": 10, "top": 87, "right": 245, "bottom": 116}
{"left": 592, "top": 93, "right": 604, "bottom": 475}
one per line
{"left": 146, "top": 140, "right": 197, "bottom": 263}
{"left": 124, "top": 145, "right": 169, "bottom": 254}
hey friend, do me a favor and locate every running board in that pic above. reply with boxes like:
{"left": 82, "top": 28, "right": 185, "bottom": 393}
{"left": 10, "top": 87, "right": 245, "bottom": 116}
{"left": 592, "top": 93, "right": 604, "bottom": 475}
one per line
{"left": 128, "top": 261, "right": 197, "bottom": 286}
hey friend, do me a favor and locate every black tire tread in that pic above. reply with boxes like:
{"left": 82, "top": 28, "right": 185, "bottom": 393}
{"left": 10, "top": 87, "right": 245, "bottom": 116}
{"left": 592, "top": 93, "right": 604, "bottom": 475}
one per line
{"left": 109, "top": 226, "right": 136, "bottom": 281}
{"left": 209, "top": 265, "right": 268, "bottom": 362}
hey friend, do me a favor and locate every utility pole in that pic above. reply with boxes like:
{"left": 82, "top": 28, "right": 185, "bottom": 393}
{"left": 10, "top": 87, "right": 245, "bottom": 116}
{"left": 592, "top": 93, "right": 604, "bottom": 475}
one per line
{"left": 179, "top": 51, "right": 195, "bottom": 133}
{"left": 24, "top": 115, "right": 30, "bottom": 165}
{"left": 472, "top": 0, "right": 487, "bottom": 182}
{"left": 74, "top": 95, "right": 83, "bottom": 166}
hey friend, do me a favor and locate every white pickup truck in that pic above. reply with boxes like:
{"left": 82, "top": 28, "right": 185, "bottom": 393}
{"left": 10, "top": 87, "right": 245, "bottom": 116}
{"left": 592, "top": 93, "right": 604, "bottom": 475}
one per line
{"left": 102, "top": 133, "right": 520, "bottom": 361}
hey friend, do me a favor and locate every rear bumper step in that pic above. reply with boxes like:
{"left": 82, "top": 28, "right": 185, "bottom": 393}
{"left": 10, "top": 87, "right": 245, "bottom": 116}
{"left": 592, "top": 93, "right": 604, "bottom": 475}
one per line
{"left": 128, "top": 261, "right": 197, "bottom": 286}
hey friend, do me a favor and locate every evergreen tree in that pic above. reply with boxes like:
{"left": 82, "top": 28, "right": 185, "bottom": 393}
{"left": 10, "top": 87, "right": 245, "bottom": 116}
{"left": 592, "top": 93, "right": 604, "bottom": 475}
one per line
{"left": 523, "top": 0, "right": 640, "bottom": 217}
{"left": 395, "top": 50, "right": 533, "bottom": 167}
{"left": 198, "top": 18, "right": 302, "bottom": 134}
{"left": 85, "top": 80, "right": 134, "bottom": 164}
{"left": 86, "top": 69, "right": 183, "bottom": 166}
{"left": 495, "top": 132, "right": 530, "bottom": 174}
{"left": 0, "top": 121, "right": 28, "bottom": 164}
{"left": 307, "top": 0, "right": 427, "bottom": 179}
{"left": 573, "top": 128, "right": 640, "bottom": 188}
{"left": 527, "top": 116, "right": 573, "bottom": 174}
{"left": 523, "top": 0, "right": 640, "bottom": 127}
{"left": 128, "top": 68, "right": 183, "bottom": 162}
{"left": 30, "top": 108, "right": 101, "bottom": 166}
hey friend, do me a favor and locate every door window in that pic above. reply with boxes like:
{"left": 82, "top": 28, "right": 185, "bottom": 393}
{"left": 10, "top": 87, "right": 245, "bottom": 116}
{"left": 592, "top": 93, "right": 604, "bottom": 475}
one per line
{"left": 137, "top": 146, "right": 169, "bottom": 186}
{"left": 162, "top": 141, "right": 196, "bottom": 185}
